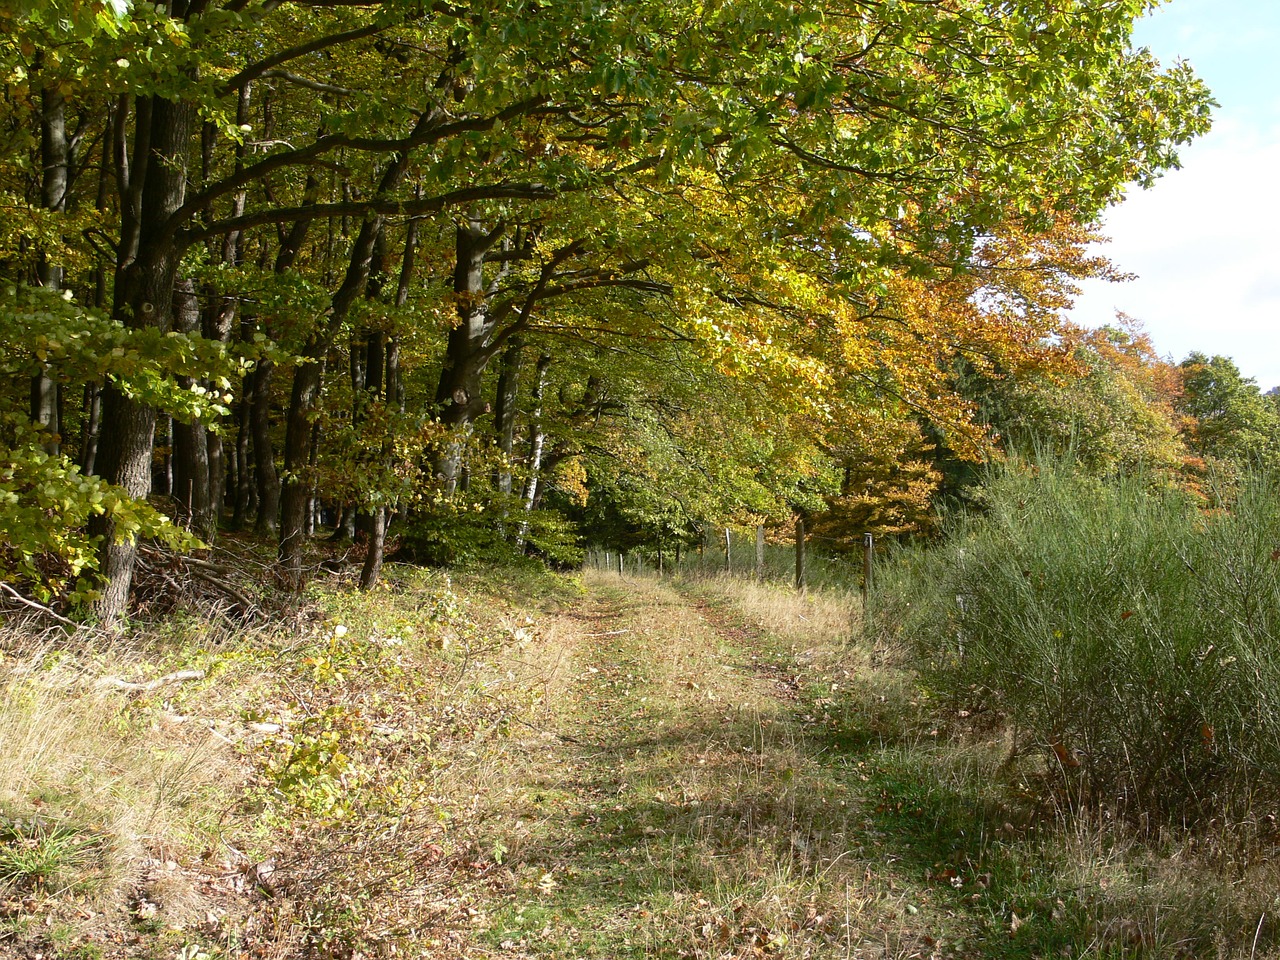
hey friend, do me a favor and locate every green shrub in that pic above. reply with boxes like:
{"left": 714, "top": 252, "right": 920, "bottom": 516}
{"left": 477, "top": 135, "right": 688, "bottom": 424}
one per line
{"left": 0, "top": 417, "right": 199, "bottom": 606}
{"left": 399, "top": 500, "right": 583, "bottom": 570}
{"left": 873, "top": 459, "right": 1280, "bottom": 829}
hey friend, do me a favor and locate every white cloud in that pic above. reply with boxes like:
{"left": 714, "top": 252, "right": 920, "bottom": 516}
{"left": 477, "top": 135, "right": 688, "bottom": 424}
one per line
{"left": 1070, "top": 126, "right": 1280, "bottom": 389}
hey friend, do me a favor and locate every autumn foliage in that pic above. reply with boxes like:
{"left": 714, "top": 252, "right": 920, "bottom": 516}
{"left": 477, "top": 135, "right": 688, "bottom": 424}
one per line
{"left": 0, "top": 0, "right": 1217, "bottom": 612}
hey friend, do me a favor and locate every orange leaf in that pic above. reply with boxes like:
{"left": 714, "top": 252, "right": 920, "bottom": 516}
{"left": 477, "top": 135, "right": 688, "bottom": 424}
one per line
{"left": 1049, "top": 737, "right": 1081, "bottom": 768}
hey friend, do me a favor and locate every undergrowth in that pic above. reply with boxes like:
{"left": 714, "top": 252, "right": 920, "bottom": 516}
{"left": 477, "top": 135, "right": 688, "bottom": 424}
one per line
{"left": 872, "top": 460, "right": 1280, "bottom": 843}
{"left": 0, "top": 560, "right": 572, "bottom": 958}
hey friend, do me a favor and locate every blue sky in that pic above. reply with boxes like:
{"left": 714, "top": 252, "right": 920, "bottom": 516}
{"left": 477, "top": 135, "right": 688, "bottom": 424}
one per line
{"left": 1069, "top": 0, "right": 1280, "bottom": 390}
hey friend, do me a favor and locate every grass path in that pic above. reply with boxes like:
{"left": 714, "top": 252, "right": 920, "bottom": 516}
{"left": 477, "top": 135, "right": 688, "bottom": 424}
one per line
{"left": 469, "top": 570, "right": 981, "bottom": 960}
{"left": 481, "top": 570, "right": 797, "bottom": 957}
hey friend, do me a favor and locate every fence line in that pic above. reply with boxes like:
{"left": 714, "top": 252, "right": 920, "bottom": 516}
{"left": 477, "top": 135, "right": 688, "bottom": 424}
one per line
{"left": 583, "top": 526, "right": 876, "bottom": 596}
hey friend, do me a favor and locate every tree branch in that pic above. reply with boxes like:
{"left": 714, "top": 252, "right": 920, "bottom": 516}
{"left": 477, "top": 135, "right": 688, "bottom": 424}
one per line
{"left": 258, "top": 69, "right": 359, "bottom": 97}
{"left": 172, "top": 95, "right": 550, "bottom": 236}
{"left": 221, "top": 23, "right": 385, "bottom": 94}
{"left": 183, "top": 183, "right": 554, "bottom": 245}
{"left": 0, "top": 581, "right": 82, "bottom": 631}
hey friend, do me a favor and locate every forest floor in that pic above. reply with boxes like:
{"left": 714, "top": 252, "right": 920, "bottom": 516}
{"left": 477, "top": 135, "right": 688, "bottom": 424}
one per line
{"left": 1, "top": 562, "right": 1275, "bottom": 959}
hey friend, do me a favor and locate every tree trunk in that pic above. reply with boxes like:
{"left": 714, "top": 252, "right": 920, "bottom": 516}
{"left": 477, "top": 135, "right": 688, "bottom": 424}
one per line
{"left": 516, "top": 353, "right": 552, "bottom": 550}
{"left": 230, "top": 374, "right": 252, "bottom": 529}
{"left": 329, "top": 505, "right": 356, "bottom": 542}
{"left": 493, "top": 336, "right": 524, "bottom": 496}
{"left": 387, "top": 336, "right": 403, "bottom": 412}
{"left": 433, "top": 219, "right": 504, "bottom": 492}
{"left": 33, "top": 84, "right": 68, "bottom": 452}
{"left": 202, "top": 278, "right": 240, "bottom": 535}
{"left": 277, "top": 129, "right": 418, "bottom": 585}
{"left": 307, "top": 420, "right": 321, "bottom": 536}
{"left": 159, "top": 415, "right": 172, "bottom": 496}
{"left": 171, "top": 279, "right": 213, "bottom": 537}
{"left": 247, "top": 176, "right": 313, "bottom": 540}
{"left": 251, "top": 359, "right": 281, "bottom": 534}
{"left": 279, "top": 356, "right": 321, "bottom": 580}
{"left": 358, "top": 507, "right": 387, "bottom": 590}
{"left": 90, "top": 91, "right": 195, "bottom": 621}
{"left": 79, "top": 383, "right": 101, "bottom": 475}
{"left": 357, "top": 219, "right": 417, "bottom": 591}
{"left": 77, "top": 101, "right": 110, "bottom": 476}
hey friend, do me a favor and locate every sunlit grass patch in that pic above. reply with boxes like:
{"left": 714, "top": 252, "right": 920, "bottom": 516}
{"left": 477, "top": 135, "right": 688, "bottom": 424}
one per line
{"left": 693, "top": 573, "right": 860, "bottom": 648}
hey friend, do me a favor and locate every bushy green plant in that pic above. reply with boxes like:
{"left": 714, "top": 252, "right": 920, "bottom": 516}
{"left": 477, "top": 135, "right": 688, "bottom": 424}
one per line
{"left": 873, "top": 459, "right": 1280, "bottom": 829}
{"left": 400, "top": 499, "right": 582, "bottom": 569}
{"left": 0, "top": 416, "right": 198, "bottom": 606}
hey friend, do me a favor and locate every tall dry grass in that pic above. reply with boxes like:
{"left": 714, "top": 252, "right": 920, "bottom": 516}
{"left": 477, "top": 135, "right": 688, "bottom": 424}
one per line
{"left": 0, "top": 618, "right": 269, "bottom": 912}
{"left": 694, "top": 575, "right": 859, "bottom": 648}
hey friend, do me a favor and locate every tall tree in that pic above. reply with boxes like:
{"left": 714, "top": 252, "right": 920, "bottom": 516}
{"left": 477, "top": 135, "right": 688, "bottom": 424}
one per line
{"left": 1178, "top": 352, "right": 1280, "bottom": 467}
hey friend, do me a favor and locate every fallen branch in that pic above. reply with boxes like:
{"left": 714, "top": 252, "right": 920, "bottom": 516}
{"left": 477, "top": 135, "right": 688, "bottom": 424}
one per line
{"left": 0, "top": 581, "right": 82, "bottom": 631}
{"left": 96, "top": 669, "right": 207, "bottom": 692}
{"left": 135, "top": 543, "right": 264, "bottom": 621}
{"left": 189, "top": 567, "right": 257, "bottom": 614}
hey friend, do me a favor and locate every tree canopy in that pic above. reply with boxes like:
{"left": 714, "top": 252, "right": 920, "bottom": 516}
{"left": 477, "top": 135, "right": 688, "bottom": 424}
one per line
{"left": 0, "top": 0, "right": 1217, "bottom": 616}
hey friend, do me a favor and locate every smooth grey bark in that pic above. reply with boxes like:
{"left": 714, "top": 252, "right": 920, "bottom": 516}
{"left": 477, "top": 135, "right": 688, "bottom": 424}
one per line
{"left": 79, "top": 384, "right": 101, "bottom": 475}
{"left": 515, "top": 353, "right": 552, "bottom": 550}
{"left": 329, "top": 505, "right": 357, "bottom": 542}
{"left": 33, "top": 85, "right": 69, "bottom": 452}
{"left": 493, "top": 336, "right": 525, "bottom": 496}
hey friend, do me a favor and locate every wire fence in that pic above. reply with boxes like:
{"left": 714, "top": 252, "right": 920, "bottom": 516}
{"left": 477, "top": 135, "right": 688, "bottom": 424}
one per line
{"left": 583, "top": 524, "right": 873, "bottom": 596}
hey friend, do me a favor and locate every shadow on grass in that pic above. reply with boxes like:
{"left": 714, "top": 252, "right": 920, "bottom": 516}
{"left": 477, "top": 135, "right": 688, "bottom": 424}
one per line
{"left": 484, "top": 576, "right": 1275, "bottom": 959}
{"left": 500, "top": 682, "right": 1280, "bottom": 958}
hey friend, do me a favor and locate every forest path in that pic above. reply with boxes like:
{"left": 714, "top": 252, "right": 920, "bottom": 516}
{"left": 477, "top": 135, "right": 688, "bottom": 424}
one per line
{"left": 468, "top": 569, "right": 944, "bottom": 960}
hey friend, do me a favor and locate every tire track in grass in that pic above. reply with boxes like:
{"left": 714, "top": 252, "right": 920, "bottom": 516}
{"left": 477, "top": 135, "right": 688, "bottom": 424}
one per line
{"left": 478, "top": 570, "right": 813, "bottom": 958}
{"left": 473, "top": 571, "right": 940, "bottom": 960}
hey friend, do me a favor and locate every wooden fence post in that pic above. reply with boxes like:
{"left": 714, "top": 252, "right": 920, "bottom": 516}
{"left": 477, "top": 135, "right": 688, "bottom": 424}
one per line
{"left": 724, "top": 527, "right": 732, "bottom": 575}
{"left": 795, "top": 518, "right": 806, "bottom": 591}
{"left": 862, "top": 533, "right": 874, "bottom": 610}
{"left": 618, "top": 552, "right": 624, "bottom": 577}
{"left": 756, "top": 524, "right": 765, "bottom": 581}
